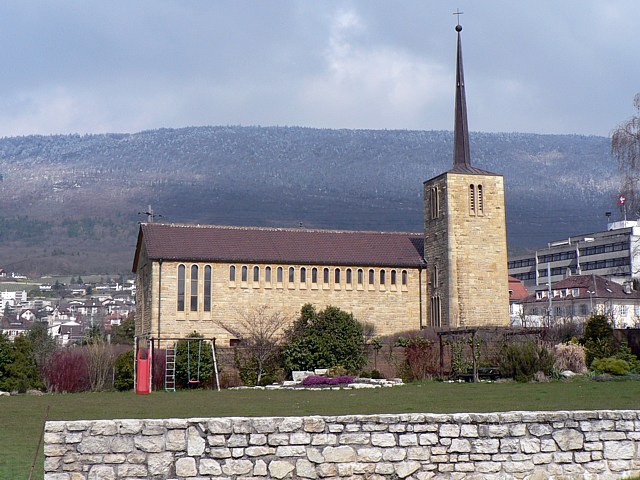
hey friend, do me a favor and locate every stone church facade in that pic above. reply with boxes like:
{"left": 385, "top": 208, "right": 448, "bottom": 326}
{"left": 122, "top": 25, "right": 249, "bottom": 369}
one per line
{"left": 132, "top": 24, "right": 509, "bottom": 347}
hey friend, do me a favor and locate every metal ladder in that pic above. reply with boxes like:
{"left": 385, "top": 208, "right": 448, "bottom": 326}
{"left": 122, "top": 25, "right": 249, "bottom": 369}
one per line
{"left": 165, "top": 344, "right": 177, "bottom": 392}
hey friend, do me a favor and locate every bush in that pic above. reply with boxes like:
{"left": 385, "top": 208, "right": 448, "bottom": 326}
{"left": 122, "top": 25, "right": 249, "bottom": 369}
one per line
{"left": 395, "top": 334, "right": 439, "bottom": 381}
{"left": 114, "top": 350, "right": 134, "bottom": 391}
{"left": 0, "top": 335, "right": 43, "bottom": 392}
{"left": 44, "top": 349, "right": 90, "bottom": 393}
{"left": 553, "top": 342, "right": 587, "bottom": 373}
{"left": 236, "top": 347, "right": 283, "bottom": 386}
{"left": 498, "top": 340, "right": 554, "bottom": 382}
{"left": 282, "top": 304, "right": 367, "bottom": 374}
{"left": 591, "top": 357, "right": 630, "bottom": 376}
{"left": 582, "top": 315, "right": 615, "bottom": 366}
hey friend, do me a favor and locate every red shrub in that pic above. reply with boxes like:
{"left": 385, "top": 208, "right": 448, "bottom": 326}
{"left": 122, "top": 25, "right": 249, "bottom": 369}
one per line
{"left": 44, "top": 349, "right": 90, "bottom": 393}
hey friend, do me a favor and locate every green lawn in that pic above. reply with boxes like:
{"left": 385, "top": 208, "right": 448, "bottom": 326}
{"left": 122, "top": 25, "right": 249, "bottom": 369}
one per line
{"left": 3, "top": 379, "right": 640, "bottom": 479}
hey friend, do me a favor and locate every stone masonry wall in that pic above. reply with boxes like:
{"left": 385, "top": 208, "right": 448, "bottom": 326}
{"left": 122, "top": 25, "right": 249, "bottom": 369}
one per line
{"left": 45, "top": 410, "right": 640, "bottom": 479}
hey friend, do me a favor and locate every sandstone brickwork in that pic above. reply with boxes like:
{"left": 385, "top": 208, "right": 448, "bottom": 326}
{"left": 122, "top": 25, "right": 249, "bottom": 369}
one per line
{"left": 45, "top": 410, "right": 640, "bottom": 479}
{"left": 135, "top": 253, "right": 427, "bottom": 346}
{"left": 424, "top": 172, "right": 510, "bottom": 327}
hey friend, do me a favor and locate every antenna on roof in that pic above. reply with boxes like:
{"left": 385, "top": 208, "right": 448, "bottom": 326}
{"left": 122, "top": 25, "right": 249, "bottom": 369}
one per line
{"left": 299, "top": 222, "right": 304, "bottom": 229}
{"left": 138, "top": 205, "right": 163, "bottom": 223}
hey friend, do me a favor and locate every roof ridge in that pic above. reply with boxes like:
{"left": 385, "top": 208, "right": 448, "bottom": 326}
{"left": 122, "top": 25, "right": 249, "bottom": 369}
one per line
{"left": 143, "top": 222, "right": 422, "bottom": 236}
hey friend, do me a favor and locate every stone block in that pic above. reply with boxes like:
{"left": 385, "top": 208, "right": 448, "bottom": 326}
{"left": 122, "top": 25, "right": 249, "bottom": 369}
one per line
{"left": 232, "top": 418, "right": 253, "bottom": 434}
{"left": 317, "top": 462, "right": 337, "bottom": 477}
{"left": 267, "top": 433, "right": 290, "bottom": 446}
{"left": 165, "top": 429, "right": 186, "bottom": 451}
{"left": 574, "top": 451, "right": 592, "bottom": 463}
{"left": 78, "top": 437, "right": 112, "bottom": 454}
{"left": 90, "top": 421, "right": 117, "bottom": 436}
{"left": 296, "top": 458, "right": 317, "bottom": 478}
{"left": 394, "top": 461, "right": 421, "bottom": 478}
{"left": 208, "top": 419, "right": 233, "bottom": 434}
{"left": 552, "top": 429, "right": 584, "bottom": 451}
{"left": 275, "top": 445, "right": 306, "bottom": 457}
{"left": 222, "top": 459, "right": 253, "bottom": 476}
{"left": 289, "top": 432, "right": 311, "bottom": 444}
{"left": 418, "top": 433, "right": 438, "bottom": 445}
{"left": 528, "top": 423, "right": 553, "bottom": 436}
{"left": 454, "top": 462, "right": 475, "bottom": 472}
{"left": 356, "top": 447, "right": 383, "bottom": 462}
{"left": 141, "top": 421, "right": 165, "bottom": 436}
{"left": 449, "top": 438, "right": 471, "bottom": 453}
{"left": 509, "top": 424, "right": 527, "bottom": 437}
{"left": 439, "top": 424, "right": 460, "bottom": 437}
{"left": 375, "top": 462, "right": 395, "bottom": 475}
{"left": 475, "top": 461, "right": 501, "bottom": 473}
{"left": 116, "top": 463, "right": 148, "bottom": 477}
{"left": 245, "top": 446, "right": 274, "bottom": 456}
{"left": 148, "top": 452, "right": 173, "bottom": 475}
{"left": 532, "top": 453, "right": 553, "bottom": 465}
{"left": 253, "top": 459, "right": 268, "bottom": 476}
{"left": 553, "top": 451, "right": 573, "bottom": 463}
{"left": 398, "top": 433, "right": 418, "bottom": 446}
{"left": 303, "top": 418, "right": 325, "bottom": 433}
{"left": 472, "top": 438, "right": 499, "bottom": 454}
{"left": 339, "top": 433, "right": 369, "bottom": 445}
{"left": 520, "top": 437, "right": 540, "bottom": 454}
{"left": 227, "top": 434, "right": 249, "bottom": 448}
{"left": 102, "top": 454, "right": 126, "bottom": 464}
{"left": 87, "top": 465, "right": 115, "bottom": 480}
{"left": 322, "top": 445, "right": 356, "bottom": 462}
{"left": 460, "top": 424, "right": 478, "bottom": 437}
{"left": 44, "top": 444, "right": 68, "bottom": 457}
{"left": 209, "top": 447, "right": 232, "bottom": 458}
{"left": 249, "top": 433, "right": 267, "bottom": 445}
{"left": 188, "top": 426, "right": 206, "bottom": 455}
{"left": 200, "top": 458, "right": 223, "bottom": 475}
{"left": 231, "top": 447, "right": 245, "bottom": 458}
{"left": 175, "top": 457, "right": 198, "bottom": 477}
{"left": 278, "top": 418, "right": 303, "bottom": 432}
{"left": 268, "top": 460, "right": 295, "bottom": 479}
{"left": 382, "top": 448, "right": 406, "bottom": 461}
{"left": 133, "top": 435, "right": 164, "bottom": 453}
{"left": 207, "top": 434, "right": 226, "bottom": 446}
{"left": 371, "top": 432, "right": 396, "bottom": 447}
{"left": 352, "top": 461, "right": 375, "bottom": 474}
{"left": 604, "top": 440, "right": 635, "bottom": 459}
{"left": 311, "top": 433, "right": 336, "bottom": 446}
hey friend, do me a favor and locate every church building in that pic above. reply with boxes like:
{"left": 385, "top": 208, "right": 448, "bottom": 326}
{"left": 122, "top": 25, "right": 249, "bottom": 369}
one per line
{"left": 132, "top": 24, "right": 510, "bottom": 347}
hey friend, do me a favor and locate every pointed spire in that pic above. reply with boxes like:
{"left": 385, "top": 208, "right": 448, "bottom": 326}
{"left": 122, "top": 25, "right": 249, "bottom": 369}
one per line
{"left": 453, "top": 24, "right": 471, "bottom": 168}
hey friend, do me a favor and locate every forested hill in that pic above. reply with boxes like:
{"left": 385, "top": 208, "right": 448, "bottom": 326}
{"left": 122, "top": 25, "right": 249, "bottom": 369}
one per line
{"left": 0, "top": 126, "right": 619, "bottom": 275}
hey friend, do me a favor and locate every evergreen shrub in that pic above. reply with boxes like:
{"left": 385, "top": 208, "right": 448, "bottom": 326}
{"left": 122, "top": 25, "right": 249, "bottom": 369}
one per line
{"left": 114, "top": 350, "right": 134, "bottom": 391}
{"left": 498, "top": 340, "right": 554, "bottom": 382}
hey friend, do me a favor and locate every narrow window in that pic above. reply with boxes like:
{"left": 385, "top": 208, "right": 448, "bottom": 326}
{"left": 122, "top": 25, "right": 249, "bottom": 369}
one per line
{"left": 229, "top": 265, "right": 236, "bottom": 282}
{"left": 204, "top": 265, "right": 211, "bottom": 311}
{"left": 380, "top": 269, "right": 386, "bottom": 285}
{"left": 253, "top": 266, "right": 260, "bottom": 283}
{"left": 323, "top": 268, "right": 329, "bottom": 284}
{"left": 177, "top": 264, "right": 185, "bottom": 311}
{"left": 265, "top": 266, "right": 272, "bottom": 283}
{"left": 335, "top": 268, "right": 341, "bottom": 284}
{"left": 300, "top": 267, "right": 307, "bottom": 283}
{"left": 432, "top": 265, "right": 439, "bottom": 288}
{"left": 277, "top": 266, "right": 283, "bottom": 284}
{"left": 469, "top": 184, "right": 476, "bottom": 215}
{"left": 190, "top": 265, "right": 198, "bottom": 311}
{"left": 431, "top": 296, "right": 442, "bottom": 327}
{"left": 288, "top": 267, "right": 295, "bottom": 283}
{"left": 346, "top": 268, "right": 352, "bottom": 285}
{"left": 241, "top": 265, "right": 248, "bottom": 282}
{"left": 402, "top": 270, "right": 408, "bottom": 286}
{"left": 357, "top": 268, "right": 364, "bottom": 286}
{"left": 477, "top": 184, "right": 484, "bottom": 214}
{"left": 430, "top": 186, "right": 439, "bottom": 219}
{"left": 391, "top": 270, "right": 397, "bottom": 286}
{"left": 312, "top": 267, "right": 318, "bottom": 284}
{"left": 368, "top": 269, "right": 375, "bottom": 286}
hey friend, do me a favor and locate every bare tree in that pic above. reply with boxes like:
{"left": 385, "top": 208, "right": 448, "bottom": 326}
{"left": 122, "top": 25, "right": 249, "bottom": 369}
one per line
{"left": 612, "top": 93, "right": 640, "bottom": 214}
{"left": 215, "top": 306, "right": 287, "bottom": 386}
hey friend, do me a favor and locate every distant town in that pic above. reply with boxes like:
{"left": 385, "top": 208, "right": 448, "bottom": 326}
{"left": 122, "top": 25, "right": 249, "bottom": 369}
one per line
{"left": 0, "top": 270, "right": 135, "bottom": 345}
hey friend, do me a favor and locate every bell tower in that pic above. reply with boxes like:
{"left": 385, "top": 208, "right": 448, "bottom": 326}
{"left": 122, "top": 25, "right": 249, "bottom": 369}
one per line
{"left": 423, "top": 22, "right": 510, "bottom": 328}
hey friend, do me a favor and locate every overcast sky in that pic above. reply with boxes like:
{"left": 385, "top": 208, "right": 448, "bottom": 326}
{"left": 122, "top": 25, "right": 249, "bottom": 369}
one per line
{"left": 0, "top": 1, "right": 637, "bottom": 138}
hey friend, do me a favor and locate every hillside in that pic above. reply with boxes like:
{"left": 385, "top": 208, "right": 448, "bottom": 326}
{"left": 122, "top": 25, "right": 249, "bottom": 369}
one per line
{"left": 0, "top": 126, "right": 619, "bottom": 275}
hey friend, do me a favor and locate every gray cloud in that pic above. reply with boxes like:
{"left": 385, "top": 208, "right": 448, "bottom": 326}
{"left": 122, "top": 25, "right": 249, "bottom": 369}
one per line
{"left": 0, "top": 0, "right": 637, "bottom": 137}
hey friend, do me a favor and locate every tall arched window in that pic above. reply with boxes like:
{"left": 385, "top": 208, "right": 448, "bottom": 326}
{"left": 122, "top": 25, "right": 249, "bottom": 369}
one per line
{"left": 401, "top": 270, "right": 408, "bottom": 287}
{"left": 253, "top": 266, "right": 260, "bottom": 283}
{"left": 334, "top": 268, "right": 341, "bottom": 284}
{"left": 300, "top": 267, "right": 307, "bottom": 283}
{"left": 190, "top": 265, "right": 198, "bottom": 311}
{"left": 477, "top": 184, "right": 484, "bottom": 215}
{"left": 277, "top": 266, "right": 283, "bottom": 284}
{"left": 469, "top": 184, "right": 476, "bottom": 215}
{"left": 357, "top": 269, "right": 364, "bottom": 286}
{"left": 430, "top": 186, "right": 439, "bottom": 219}
{"left": 241, "top": 265, "right": 248, "bottom": 282}
{"left": 323, "top": 268, "right": 329, "bottom": 284}
{"left": 265, "top": 266, "right": 272, "bottom": 283}
{"left": 288, "top": 267, "right": 295, "bottom": 283}
{"left": 430, "top": 296, "right": 442, "bottom": 327}
{"left": 346, "top": 268, "right": 352, "bottom": 286}
{"left": 311, "top": 267, "right": 318, "bottom": 284}
{"left": 204, "top": 265, "right": 211, "bottom": 312}
{"left": 380, "top": 269, "right": 386, "bottom": 286}
{"left": 391, "top": 270, "right": 397, "bottom": 286}
{"left": 229, "top": 265, "right": 236, "bottom": 282}
{"left": 177, "top": 264, "right": 185, "bottom": 311}
{"left": 368, "top": 269, "right": 375, "bottom": 286}
{"left": 432, "top": 265, "right": 439, "bottom": 288}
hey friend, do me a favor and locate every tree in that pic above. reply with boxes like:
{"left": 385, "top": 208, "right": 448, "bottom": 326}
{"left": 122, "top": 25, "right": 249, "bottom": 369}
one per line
{"left": 215, "top": 306, "right": 286, "bottom": 386}
{"left": 582, "top": 314, "right": 615, "bottom": 367}
{"left": 612, "top": 93, "right": 640, "bottom": 214}
{"left": 282, "top": 304, "right": 367, "bottom": 374}
{"left": 27, "top": 321, "right": 57, "bottom": 376}
{"left": 110, "top": 314, "right": 135, "bottom": 345}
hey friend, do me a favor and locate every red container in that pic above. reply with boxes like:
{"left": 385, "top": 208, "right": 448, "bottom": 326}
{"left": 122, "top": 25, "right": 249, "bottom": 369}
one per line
{"left": 136, "top": 348, "right": 150, "bottom": 395}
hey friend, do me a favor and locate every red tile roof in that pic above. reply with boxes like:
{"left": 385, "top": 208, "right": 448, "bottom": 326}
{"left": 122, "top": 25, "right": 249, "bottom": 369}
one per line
{"left": 508, "top": 276, "right": 529, "bottom": 301}
{"left": 133, "top": 223, "right": 425, "bottom": 272}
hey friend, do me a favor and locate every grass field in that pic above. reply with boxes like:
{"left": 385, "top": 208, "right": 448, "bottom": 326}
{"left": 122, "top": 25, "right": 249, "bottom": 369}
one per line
{"left": 2, "top": 379, "right": 640, "bottom": 479}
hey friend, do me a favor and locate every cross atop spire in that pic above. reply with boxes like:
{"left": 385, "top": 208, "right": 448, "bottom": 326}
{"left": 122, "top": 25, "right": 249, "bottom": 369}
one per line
{"left": 452, "top": 21, "right": 471, "bottom": 169}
